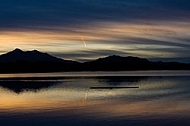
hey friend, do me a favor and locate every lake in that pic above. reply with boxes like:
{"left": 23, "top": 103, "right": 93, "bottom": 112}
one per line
{"left": 0, "top": 71, "right": 190, "bottom": 126}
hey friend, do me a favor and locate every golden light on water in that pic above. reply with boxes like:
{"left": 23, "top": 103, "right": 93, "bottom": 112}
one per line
{"left": 0, "top": 87, "right": 190, "bottom": 118}
{"left": 0, "top": 75, "right": 190, "bottom": 118}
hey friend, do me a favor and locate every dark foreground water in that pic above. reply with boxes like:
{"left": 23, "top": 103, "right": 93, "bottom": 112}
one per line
{"left": 0, "top": 71, "right": 190, "bottom": 126}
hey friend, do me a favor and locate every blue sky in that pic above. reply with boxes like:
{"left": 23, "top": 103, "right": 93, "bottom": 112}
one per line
{"left": 0, "top": 0, "right": 190, "bottom": 62}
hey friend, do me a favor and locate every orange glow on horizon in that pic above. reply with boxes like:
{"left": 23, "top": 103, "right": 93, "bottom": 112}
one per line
{"left": 0, "top": 21, "right": 190, "bottom": 60}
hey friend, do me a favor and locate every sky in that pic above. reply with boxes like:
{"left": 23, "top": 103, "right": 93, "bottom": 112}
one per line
{"left": 0, "top": 0, "right": 190, "bottom": 62}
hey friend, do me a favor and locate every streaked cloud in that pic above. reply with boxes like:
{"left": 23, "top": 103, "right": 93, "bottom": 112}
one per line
{"left": 0, "top": 0, "right": 190, "bottom": 62}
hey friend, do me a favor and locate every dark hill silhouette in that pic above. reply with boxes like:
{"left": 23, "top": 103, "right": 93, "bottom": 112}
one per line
{"left": 91, "top": 55, "right": 149, "bottom": 65}
{"left": 0, "top": 49, "right": 79, "bottom": 73}
{"left": 0, "top": 48, "right": 74, "bottom": 63}
{"left": 83, "top": 55, "right": 190, "bottom": 71}
{"left": 89, "top": 55, "right": 149, "bottom": 64}
{"left": 0, "top": 49, "right": 189, "bottom": 73}
{"left": 83, "top": 55, "right": 152, "bottom": 70}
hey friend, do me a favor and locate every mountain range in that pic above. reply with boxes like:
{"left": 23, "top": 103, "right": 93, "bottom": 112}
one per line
{"left": 0, "top": 49, "right": 189, "bottom": 73}
{"left": 0, "top": 48, "right": 76, "bottom": 63}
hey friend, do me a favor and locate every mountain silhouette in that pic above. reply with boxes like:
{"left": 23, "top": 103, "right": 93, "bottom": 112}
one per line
{"left": 83, "top": 55, "right": 152, "bottom": 70}
{"left": 0, "top": 49, "right": 189, "bottom": 73}
{"left": 0, "top": 48, "right": 79, "bottom": 73}
{"left": 0, "top": 48, "right": 73, "bottom": 63}
{"left": 83, "top": 55, "right": 190, "bottom": 71}
{"left": 88, "top": 55, "right": 149, "bottom": 64}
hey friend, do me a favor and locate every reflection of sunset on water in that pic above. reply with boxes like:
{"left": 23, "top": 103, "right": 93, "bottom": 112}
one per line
{"left": 0, "top": 75, "right": 190, "bottom": 121}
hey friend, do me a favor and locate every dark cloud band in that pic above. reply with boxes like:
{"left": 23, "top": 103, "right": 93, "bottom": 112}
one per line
{"left": 1, "top": 0, "right": 190, "bottom": 30}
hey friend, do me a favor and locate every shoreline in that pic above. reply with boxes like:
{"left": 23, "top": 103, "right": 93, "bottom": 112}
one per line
{"left": 0, "top": 70, "right": 190, "bottom": 79}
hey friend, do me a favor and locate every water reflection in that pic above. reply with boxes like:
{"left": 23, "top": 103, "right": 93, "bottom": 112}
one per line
{"left": 97, "top": 76, "right": 148, "bottom": 85}
{"left": 0, "top": 74, "right": 190, "bottom": 126}
{"left": 0, "top": 81, "right": 60, "bottom": 93}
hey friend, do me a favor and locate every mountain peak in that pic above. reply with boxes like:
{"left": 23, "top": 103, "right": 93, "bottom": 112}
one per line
{"left": 107, "top": 55, "right": 121, "bottom": 58}
{"left": 12, "top": 48, "right": 23, "bottom": 53}
{"left": 31, "top": 49, "right": 40, "bottom": 52}
{"left": 0, "top": 49, "right": 65, "bottom": 63}
{"left": 88, "top": 55, "right": 150, "bottom": 65}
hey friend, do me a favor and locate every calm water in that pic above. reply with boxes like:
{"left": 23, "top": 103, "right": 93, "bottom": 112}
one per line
{"left": 0, "top": 71, "right": 190, "bottom": 126}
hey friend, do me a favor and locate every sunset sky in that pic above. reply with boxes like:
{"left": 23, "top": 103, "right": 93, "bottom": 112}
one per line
{"left": 0, "top": 0, "right": 190, "bottom": 62}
